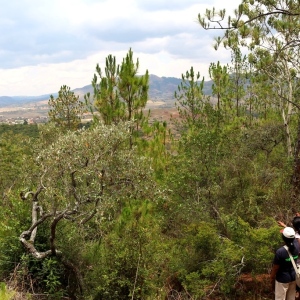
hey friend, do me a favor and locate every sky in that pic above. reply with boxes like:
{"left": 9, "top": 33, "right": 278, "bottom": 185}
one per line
{"left": 0, "top": 0, "right": 241, "bottom": 96}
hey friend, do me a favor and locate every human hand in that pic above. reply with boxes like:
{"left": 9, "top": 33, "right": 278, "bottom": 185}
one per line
{"left": 277, "top": 221, "right": 286, "bottom": 228}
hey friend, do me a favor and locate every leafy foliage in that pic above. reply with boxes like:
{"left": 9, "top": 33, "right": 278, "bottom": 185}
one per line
{"left": 91, "top": 48, "right": 149, "bottom": 148}
{"left": 0, "top": 282, "right": 15, "bottom": 300}
{"left": 3, "top": 31, "right": 300, "bottom": 300}
{"left": 48, "top": 85, "right": 85, "bottom": 131}
{"left": 0, "top": 124, "right": 39, "bottom": 138}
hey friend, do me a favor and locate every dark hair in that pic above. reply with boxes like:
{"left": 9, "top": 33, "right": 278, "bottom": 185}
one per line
{"left": 293, "top": 216, "right": 300, "bottom": 232}
{"left": 282, "top": 235, "right": 295, "bottom": 251}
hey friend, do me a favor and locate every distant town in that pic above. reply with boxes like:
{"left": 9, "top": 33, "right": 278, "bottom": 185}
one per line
{"left": 0, "top": 94, "right": 174, "bottom": 126}
{"left": 0, "top": 103, "right": 94, "bottom": 125}
{"left": 0, "top": 115, "right": 48, "bottom": 125}
{"left": 0, "top": 75, "right": 200, "bottom": 126}
{"left": 0, "top": 102, "right": 172, "bottom": 126}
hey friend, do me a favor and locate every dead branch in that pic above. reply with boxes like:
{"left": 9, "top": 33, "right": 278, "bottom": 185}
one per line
{"left": 50, "top": 212, "right": 65, "bottom": 255}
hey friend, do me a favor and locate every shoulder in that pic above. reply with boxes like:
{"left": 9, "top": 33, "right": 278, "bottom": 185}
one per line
{"left": 276, "top": 246, "right": 287, "bottom": 257}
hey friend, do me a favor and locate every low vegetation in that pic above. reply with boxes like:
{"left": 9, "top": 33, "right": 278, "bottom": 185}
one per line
{"left": 2, "top": 2, "right": 300, "bottom": 299}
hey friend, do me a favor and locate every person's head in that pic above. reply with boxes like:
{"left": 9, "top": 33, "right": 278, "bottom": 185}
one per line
{"left": 282, "top": 227, "right": 296, "bottom": 249}
{"left": 292, "top": 216, "right": 300, "bottom": 233}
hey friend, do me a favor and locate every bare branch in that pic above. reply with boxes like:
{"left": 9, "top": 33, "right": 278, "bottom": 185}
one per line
{"left": 199, "top": 10, "right": 300, "bottom": 31}
{"left": 50, "top": 212, "right": 65, "bottom": 255}
{"left": 80, "top": 208, "right": 98, "bottom": 225}
{"left": 18, "top": 238, "right": 53, "bottom": 260}
{"left": 20, "top": 212, "right": 54, "bottom": 241}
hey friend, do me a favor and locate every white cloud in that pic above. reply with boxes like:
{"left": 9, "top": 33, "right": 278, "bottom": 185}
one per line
{"left": 0, "top": 0, "right": 241, "bottom": 96}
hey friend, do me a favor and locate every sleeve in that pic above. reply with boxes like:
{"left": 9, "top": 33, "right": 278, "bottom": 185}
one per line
{"left": 273, "top": 250, "right": 281, "bottom": 265}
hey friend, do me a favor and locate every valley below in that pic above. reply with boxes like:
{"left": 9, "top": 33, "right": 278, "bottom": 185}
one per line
{"left": 0, "top": 74, "right": 212, "bottom": 123}
{"left": 0, "top": 98, "right": 178, "bottom": 126}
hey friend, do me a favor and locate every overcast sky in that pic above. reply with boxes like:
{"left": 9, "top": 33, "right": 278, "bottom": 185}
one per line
{"left": 0, "top": 0, "right": 241, "bottom": 96}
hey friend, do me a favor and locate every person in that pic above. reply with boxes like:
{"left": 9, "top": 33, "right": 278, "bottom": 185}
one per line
{"left": 270, "top": 227, "right": 300, "bottom": 300}
{"left": 292, "top": 216, "right": 300, "bottom": 300}
{"left": 277, "top": 215, "right": 300, "bottom": 300}
{"left": 278, "top": 214, "right": 300, "bottom": 238}
{"left": 292, "top": 217, "right": 300, "bottom": 238}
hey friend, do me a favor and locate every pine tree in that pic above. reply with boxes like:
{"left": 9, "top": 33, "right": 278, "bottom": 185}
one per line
{"left": 48, "top": 85, "right": 84, "bottom": 131}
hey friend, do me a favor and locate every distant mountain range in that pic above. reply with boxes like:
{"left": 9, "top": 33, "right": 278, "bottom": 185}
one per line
{"left": 0, "top": 74, "right": 213, "bottom": 108}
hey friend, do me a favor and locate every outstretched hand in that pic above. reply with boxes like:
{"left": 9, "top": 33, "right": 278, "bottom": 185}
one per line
{"left": 277, "top": 221, "right": 286, "bottom": 228}
{"left": 277, "top": 213, "right": 300, "bottom": 228}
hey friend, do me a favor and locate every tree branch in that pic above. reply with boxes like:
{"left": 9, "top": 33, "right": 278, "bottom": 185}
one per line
{"left": 199, "top": 10, "right": 300, "bottom": 31}
{"left": 50, "top": 212, "right": 65, "bottom": 255}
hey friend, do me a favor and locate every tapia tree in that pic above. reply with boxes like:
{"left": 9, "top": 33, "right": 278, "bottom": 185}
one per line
{"left": 18, "top": 121, "right": 157, "bottom": 297}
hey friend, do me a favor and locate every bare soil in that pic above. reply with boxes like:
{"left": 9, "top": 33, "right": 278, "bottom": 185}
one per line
{"left": 0, "top": 101, "right": 177, "bottom": 121}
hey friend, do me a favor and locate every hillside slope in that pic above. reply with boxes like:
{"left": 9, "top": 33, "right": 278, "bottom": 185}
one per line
{"left": 0, "top": 75, "right": 213, "bottom": 108}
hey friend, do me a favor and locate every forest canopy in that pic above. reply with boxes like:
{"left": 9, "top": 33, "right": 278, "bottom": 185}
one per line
{"left": 1, "top": 2, "right": 300, "bottom": 299}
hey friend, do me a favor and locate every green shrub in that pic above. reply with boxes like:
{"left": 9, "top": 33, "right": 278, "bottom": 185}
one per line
{"left": 0, "top": 282, "right": 15, "bottom": 300}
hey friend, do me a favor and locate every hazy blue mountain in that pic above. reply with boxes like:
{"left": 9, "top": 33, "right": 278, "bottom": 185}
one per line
{"left": 0, "top": 75, "right": 213, "bottom": 108}
{"left": 0, "top": 94, "right": 57, "bottom": 107}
